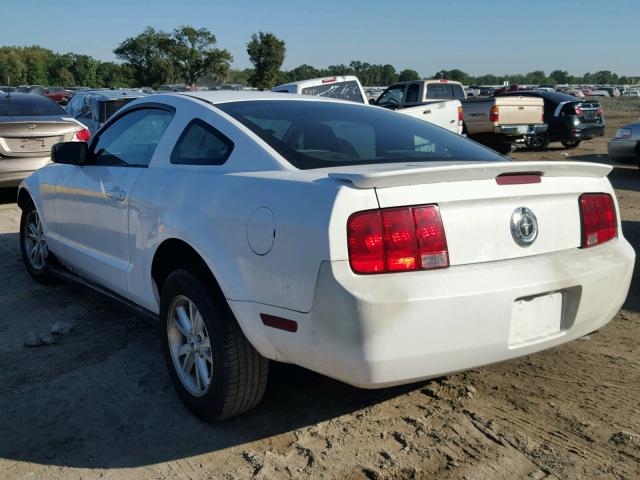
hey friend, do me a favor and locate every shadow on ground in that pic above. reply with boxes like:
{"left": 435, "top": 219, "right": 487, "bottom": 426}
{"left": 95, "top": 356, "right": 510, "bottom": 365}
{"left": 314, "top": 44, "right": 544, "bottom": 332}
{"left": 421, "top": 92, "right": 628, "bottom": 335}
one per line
{"left": 0, "top": 231, "right": 418, "bottom": 469}
{"left": 0, "top": 188, "right": 17, "bottom": 205}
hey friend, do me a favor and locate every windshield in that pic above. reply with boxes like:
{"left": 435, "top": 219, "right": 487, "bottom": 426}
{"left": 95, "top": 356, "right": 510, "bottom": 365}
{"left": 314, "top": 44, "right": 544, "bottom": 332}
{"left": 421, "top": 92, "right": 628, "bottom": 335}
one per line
{"left": 0, "top": 96, "right": 65, "bottom": 116}
{"left": 102, "top": 98, "right": 138, "bottom": 122}
{"left": 217, "top": 100, "right": 504, "bottom": 170}
{"left": 300, "top": 81, "right": 365, "bottom": 103}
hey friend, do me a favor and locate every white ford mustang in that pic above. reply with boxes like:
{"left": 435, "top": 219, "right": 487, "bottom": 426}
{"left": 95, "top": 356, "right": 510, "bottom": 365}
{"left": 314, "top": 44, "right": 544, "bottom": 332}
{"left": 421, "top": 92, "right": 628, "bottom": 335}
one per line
{"left": 18, "top": 91, "right": 635, "bottom": 420}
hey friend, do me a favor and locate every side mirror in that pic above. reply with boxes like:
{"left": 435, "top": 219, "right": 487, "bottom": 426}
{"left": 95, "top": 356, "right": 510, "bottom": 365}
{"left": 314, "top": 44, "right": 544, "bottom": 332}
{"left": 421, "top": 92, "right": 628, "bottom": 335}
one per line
{"left": 368, "top": 98, "right": 376, "bottom": 105}
{"left": 51, "top": 141, "right": 87, "bottom": 166}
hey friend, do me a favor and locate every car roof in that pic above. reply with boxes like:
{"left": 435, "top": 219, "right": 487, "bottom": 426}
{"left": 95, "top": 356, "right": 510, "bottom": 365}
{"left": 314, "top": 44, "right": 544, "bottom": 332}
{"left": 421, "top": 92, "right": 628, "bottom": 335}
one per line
{"left": 177, "top": 90, "right": 353, "bottom": 105}
{"left": 273, "top": 76, "right": 361, "bottom": 90}
{"left": 78, "top": 89, "right": 146, "bottom": 100}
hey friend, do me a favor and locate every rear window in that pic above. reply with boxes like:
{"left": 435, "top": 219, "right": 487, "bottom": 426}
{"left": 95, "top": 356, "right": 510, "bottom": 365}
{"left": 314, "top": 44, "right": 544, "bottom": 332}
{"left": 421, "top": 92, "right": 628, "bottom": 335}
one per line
{"left": 300, "top": 81, "right": 365, "bottom": 103}
{"left": 103, "top": 98, "right": 138, "bottom": 122}
{"left": 425, "top": 83, "right": 465, "bottom": 100}
{"left": 0, "top": 96, "right": 65, "bottom": 116}
{"left": 217, "top": 100, "right": 504, "bottom": 170}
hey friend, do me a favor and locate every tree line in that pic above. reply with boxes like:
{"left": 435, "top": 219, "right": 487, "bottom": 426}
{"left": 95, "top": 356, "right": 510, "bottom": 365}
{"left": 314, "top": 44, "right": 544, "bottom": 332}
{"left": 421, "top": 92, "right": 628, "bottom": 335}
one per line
{"left": 1, "top": 26, "right": 637, "bottom": 89}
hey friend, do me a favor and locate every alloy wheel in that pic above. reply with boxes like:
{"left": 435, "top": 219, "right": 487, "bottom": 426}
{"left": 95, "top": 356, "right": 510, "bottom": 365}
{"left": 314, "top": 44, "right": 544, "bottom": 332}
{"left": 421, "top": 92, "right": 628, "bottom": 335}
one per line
{"left": 167, "top": 295, "right": 213, "bottom": 397}
{"left": 24, "top": 210, "right": 48, "bottom": 270}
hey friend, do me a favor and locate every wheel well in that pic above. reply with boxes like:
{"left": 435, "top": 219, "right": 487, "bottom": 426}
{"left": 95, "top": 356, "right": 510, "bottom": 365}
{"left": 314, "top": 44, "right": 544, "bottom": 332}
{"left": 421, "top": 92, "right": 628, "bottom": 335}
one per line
{"left": 17, "top": 188, "right": 33, "bottom": 210}
{"left": 151, "top": 239, "right": 223, "bottom": 299}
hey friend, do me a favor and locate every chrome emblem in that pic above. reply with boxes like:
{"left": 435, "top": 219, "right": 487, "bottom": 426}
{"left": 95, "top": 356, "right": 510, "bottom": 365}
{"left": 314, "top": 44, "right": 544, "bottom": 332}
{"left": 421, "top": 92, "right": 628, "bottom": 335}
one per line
{"left": 27, "top": 123, "right": 37, "bottom": 130}
{"left": 510, "top": 207, "right": 538, "bottom": 247}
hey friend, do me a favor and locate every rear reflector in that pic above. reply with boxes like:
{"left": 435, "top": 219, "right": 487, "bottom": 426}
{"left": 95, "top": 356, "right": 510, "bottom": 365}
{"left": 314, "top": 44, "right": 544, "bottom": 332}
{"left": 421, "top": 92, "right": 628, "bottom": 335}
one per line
{"left": 348, "top": 205, "right": 448, "bottom": 274}
{"left": 579, "top": 193, "right": 617, "bottom": 248}
{"left": 260, "top": 314, "right": 298, "bottom": 333}
{"left": 496, "top": 173, "right": 542, "bottom": 185}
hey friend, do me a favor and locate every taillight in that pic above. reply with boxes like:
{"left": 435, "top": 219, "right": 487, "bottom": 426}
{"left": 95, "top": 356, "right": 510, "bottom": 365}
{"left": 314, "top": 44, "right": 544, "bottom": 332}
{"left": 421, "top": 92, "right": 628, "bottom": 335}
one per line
{"left": 579, "top": 193, "right": 617, "bottom": 248}
{"left": 457, "top": 106, "right": 464, "bottom": 124}
{"left": 489, "top": 105, "right": 499, "bottom": 123}
{"left": 596, "top": 106, "right": 603, "bottom": 117}
{"left": 73, "top": 128, "right": 91, "bottom": 142}
{"left": 574, "top": 105, "right": 584, "bottom": 116}
{"left": 347, "top": 205, "right": 448, "bottom": 274}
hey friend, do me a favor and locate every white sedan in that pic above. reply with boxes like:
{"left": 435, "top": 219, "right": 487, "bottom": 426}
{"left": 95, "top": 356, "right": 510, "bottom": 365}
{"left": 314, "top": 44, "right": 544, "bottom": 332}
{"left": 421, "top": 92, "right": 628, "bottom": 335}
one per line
{"left": 18, "top": 91, "right": 635, "bottom": 420}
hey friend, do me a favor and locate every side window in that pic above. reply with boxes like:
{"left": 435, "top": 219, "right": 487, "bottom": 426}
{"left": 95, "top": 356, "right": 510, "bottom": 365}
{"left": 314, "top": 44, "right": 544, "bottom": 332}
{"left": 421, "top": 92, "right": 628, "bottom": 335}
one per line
{"left": 90, "top": 108, "right": 173, "bottom": 167}
{"left": 376, "top": 85, "right": 406, "bottom": 106}
{"left": 451, "top": 84, "right": 465, "bottom": 100}
{"left": 405, "top": 83, "right": 420, "bottom": 103}
{"left": 171, "top": 119, "right": 234, "bottom": 165}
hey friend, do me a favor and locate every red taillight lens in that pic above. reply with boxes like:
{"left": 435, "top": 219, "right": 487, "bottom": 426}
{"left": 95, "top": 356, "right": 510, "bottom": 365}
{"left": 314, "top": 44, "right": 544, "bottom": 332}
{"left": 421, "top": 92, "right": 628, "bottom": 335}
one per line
{"left": 347, "top": 205, "right": 448, "bottom": 274}
{"left": 382, "top": 209, "right": 418, "bottom": 271}
{"left": 574, "top": 105, "right": 584, "bottom": 116}
{"left": 579, "top": 193, "right": 617, "bottom": 248}
{"left": 73, "top": 128, "right": 91, "bottom": 142}
{"left": 489, "top": 105, "right": 499, "bottom": 123}
{"left": 347, "top": 210, "right": 384, "bottom": 273}
{"left": 413, "top": 206, "right": 449, "bottom": 269}
{"left": 457, "top": 106, "right": 464, "bottom": 124}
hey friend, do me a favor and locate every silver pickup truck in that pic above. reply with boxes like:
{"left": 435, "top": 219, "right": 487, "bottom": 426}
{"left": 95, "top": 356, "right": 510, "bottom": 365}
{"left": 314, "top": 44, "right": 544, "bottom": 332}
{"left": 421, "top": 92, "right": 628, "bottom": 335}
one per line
{"left": 375, "top": 80, "right": 547, "bottom": 153}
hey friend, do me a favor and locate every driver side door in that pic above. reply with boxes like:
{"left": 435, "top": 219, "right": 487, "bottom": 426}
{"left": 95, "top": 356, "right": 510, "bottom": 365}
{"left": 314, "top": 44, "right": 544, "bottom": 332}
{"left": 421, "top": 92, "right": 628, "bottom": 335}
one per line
{"left": 50, "top": 106, "right": 174, "bottom": 296}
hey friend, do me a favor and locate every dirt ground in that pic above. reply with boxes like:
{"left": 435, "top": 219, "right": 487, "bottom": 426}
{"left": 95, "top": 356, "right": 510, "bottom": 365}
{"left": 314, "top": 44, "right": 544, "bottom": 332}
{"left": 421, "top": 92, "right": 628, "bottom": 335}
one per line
{"left": 0, "top": 98, "right": 638, "bottom": 480}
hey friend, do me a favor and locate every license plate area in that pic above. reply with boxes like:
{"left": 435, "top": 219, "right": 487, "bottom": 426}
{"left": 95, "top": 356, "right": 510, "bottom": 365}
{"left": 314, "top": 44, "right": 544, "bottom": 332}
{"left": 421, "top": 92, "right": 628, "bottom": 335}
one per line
{"left": 508, "top": 292, "right": 564, "bottom": 347}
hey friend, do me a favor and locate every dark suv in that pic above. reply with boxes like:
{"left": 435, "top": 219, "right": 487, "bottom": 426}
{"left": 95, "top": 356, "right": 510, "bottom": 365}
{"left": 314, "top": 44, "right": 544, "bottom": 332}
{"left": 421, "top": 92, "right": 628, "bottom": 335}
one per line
{"left": 496, "top": 91, "right": 605, "bottom": 150}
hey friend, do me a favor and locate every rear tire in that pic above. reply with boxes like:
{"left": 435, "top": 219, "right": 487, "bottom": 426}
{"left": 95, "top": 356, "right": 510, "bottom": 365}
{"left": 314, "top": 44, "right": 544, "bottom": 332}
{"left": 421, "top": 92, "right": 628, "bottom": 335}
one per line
{"left": 160, "top": 269, "right": 268, "bottom": 421}
{"left": 526, "top": 133, "right": 549, "bottom": 151}
{"left": 19, "top": 201, "right": 57, "bottom": 284}
{"left": 561, "top": 139, "right": 582, "bottom": 149}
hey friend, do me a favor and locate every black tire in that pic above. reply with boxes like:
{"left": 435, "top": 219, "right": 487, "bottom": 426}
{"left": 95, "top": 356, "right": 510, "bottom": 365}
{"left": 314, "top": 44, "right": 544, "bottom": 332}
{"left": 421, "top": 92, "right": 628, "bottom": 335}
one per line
{"left": 160, "top": 269, "right": 268, "bottom": 421}
{"left": 19, "top": 201, "right": 57, "bottom": 284}
{"left": 526, "top": 133, "right": 549, "bottom": 151}
{"left": 561, "top": 139, "right": 582, "bottom": 149}
{"left": 493, "top": 142, "right": 513, "bottom": 155}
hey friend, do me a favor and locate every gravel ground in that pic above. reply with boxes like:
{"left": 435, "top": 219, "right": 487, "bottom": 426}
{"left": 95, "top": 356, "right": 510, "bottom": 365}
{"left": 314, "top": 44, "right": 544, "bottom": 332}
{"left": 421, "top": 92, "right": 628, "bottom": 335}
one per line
{"left": 0, "top": 98, "right": 638, "bottom": 480}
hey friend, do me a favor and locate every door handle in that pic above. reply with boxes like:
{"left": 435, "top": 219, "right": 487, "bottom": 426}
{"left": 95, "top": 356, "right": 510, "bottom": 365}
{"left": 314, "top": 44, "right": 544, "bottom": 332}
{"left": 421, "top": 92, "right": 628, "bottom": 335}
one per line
{"left": 105, "top": 186, "right": 126, "bottom": 202}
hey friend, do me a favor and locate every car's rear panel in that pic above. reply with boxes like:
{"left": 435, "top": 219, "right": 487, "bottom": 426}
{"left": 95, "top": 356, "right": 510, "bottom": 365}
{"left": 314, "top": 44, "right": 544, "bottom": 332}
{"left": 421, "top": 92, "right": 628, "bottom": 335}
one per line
{"left": 0, "top": 119, "right": 79, "bottom": 158}
{"left": 249, "top": 161, "right": 634, "bottom": 387}
{"left": 492, "top": 96, "right": 544, "bottom": 125}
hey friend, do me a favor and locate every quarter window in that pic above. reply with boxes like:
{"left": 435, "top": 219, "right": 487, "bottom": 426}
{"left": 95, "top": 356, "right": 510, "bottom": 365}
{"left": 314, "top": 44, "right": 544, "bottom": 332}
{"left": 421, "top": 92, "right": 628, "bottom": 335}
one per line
{"left": 91, "top": 107, "right": 173, "bottom": 167}
{"left": 171, "top": 119, "right": 234, "bottom": 165}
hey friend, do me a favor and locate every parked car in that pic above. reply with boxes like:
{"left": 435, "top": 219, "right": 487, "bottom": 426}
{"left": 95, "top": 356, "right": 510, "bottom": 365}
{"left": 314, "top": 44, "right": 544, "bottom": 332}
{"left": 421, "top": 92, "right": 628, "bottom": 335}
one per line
{"left": 65, "top": 89, "right": 146, "bottom": 134}
{"left": 596, "top": 86, "right": 620, "bottom": 97}
{"left": 158, "top": 84, "right": 188, "bottom": 92}
{"left": 622, "top": 90, "right": 640, "bottom": 97}
{"left": 373, "top": 80, "right": 463, "bottom": 134}
{"left": 273, "top": 76, "right": 368, "bottom": 104}
{"left": 608, "top": 122, "right": 640, "bottom": 167}
{"left": 17, "top": 91, "right": 634, "bottom": 420}
{"left": 496, "top": 91, "right": 605, "bottom": 150}
{"left": 492, "top": 84, "right": 524, "bottom": 95}
{"left": 0, "top": 93, "right": 89, "bottom": 187}
{"left": 590, "top": 89, "right": 611, "bottom": 97}
{"left": 30, "top": 86, "right": 70, "bottom": 105}
{"left": 373, "top": 80, "right": 547, "bottom": 153}
{"left": 479, "top": 87, "right": 495, "bottom": 96}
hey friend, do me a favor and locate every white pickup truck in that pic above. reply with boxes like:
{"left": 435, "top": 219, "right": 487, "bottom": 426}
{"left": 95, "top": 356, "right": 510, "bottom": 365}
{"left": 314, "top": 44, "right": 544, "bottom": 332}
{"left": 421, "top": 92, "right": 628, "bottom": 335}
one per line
{"left": 273, "top": 76, "right": 462, "bottom": 134}
{"left": 374, "top": 80, "right": 547, "bottom": 153}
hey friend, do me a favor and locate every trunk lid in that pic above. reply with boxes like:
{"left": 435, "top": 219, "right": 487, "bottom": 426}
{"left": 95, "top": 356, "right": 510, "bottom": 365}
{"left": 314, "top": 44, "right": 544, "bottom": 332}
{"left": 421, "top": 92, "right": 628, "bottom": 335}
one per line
{"left": 331, "top": 161, "right": 612, "bottom": 266}
{"left": 563, "top": 101, "right": 602, "bottom": 124}
{"left": 0, "top": 118, "right": 79, "bottom": 157}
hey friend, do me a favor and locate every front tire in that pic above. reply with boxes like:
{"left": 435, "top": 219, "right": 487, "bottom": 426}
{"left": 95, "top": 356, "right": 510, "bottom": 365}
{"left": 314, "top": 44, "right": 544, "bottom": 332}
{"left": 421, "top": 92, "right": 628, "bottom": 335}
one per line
{"left": 20, "top": 202, "right": 56, "bottom": 284}
{"left": 160, "top": 269, "right": 268, "bottom": 421}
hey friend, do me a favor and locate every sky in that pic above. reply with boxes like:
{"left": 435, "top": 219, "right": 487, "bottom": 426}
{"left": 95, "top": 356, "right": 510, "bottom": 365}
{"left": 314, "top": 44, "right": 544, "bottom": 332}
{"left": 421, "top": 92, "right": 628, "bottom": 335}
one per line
{"left": 1, "top": 0, "right": 637, "bottom": 76}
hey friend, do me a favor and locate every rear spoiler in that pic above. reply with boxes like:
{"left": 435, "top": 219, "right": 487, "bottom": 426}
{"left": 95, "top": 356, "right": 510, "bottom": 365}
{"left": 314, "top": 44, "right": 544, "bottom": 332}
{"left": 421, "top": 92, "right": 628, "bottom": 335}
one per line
{"left": 328, "top": 161, "right": 612, "bottom": 189}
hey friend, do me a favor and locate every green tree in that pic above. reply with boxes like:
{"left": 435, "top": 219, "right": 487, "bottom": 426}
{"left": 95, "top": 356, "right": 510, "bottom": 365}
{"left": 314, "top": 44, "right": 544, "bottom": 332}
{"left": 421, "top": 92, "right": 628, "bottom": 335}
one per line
{"left": 114, "top": 27, "right": 176, "bottom": 87}
{"left": 523, "top": 70, "right": 548, "bottom": 85}
{"left": 549, "top": 69, "right": 569, "bottom": 84}
{"left": 398, "top": 69, "right": 420, "bottom": 82}
{"left": 170, "top": 26, "right": 232, "bottom": 85}
{"left": 434, "top": 69, "right": 470, "bottom": 84}
{"left": 285, "top": 64, "right": 320, "bottom": 82}
{"left": 247, "top": 32, "right": 286, "bottom": 90}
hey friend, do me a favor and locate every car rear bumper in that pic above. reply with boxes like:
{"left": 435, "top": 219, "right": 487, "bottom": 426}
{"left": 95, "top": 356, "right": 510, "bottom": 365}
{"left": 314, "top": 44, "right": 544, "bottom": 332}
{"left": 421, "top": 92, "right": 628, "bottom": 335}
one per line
{"left": 246, "top": 238, "right": 634, "bottom": 388}
{"left": 571, "top": 125, "right": 605, "bottom": 140}
{"left": 495, "top": 124, "right": 547, "bottom": 136}
{"left": 608, "top": 139, "right": 639, "bottom": 161}
{"left": 0, "top": 156, "right": 50, "bottom": 187}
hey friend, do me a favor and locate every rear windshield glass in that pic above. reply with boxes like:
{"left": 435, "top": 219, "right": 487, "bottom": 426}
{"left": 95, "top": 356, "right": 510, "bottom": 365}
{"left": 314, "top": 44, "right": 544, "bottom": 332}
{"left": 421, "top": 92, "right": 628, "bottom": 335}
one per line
{"left": 0, "top": 96, "right": 65, "bottom": 116}
{"left": 217, "top": 100, "right": 504, "bottom": 170}
{"left": 426, "top": 83, "right": 465, "bottom": 100}
{"left": 300, "top": 81, "right": 365, "bottom": 103}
